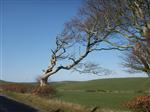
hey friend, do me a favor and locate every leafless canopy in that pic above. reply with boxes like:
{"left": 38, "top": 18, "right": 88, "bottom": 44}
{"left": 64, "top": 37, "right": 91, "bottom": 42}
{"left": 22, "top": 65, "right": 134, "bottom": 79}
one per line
{"left": 115, "top": 0, "right": 150, "bottom": 76}
{"left": 39, "top": 0, "right": 150, "bottom": 86}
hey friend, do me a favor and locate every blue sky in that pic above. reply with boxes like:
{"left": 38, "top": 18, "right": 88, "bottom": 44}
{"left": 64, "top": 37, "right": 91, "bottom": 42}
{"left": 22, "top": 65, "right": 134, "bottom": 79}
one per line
{"left": 0, "top": 0, "right": 147, "bottom": 82}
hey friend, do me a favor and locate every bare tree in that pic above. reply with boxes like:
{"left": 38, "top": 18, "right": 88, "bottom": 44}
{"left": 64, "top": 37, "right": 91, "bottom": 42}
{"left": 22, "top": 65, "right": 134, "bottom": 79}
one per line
{"left": 39, "top": 0, "right": 134, "bottom": 87}
{"left": 114, "top": 0, "right": 150, "bottom": 76}
{"left": 123, "top": 41, "right": 150, "bottom": 76}
{"left": 86, "top": 0, "right": 150, "bottom": 77}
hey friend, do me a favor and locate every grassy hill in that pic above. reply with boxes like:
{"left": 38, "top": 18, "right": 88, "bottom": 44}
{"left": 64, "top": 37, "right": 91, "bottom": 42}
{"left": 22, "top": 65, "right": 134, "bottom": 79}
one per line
{"left": 52, "top": 77, "right": 150, "bottom": 91}
{"left": 0, "top": 80, "right": 6, "bottom": 84}
{"left": 1, "top": 78, "right": 150, "bottom": 110}
{"left": 51, "top": 78, "right": 150, "bottom": 109}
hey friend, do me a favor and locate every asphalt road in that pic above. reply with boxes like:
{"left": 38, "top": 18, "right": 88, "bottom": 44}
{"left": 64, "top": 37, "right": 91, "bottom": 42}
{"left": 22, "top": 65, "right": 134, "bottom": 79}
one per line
{"left": 0, "top": 95, "right": 38, "bottom": 112}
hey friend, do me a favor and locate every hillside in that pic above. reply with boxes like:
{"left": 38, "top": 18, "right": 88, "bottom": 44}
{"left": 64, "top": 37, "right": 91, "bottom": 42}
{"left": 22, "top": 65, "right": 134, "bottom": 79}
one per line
{"left": 52, "top": 77, "right": 150, "bottom": 91}
{"left": 1, "top": 78, "right": 150, "bottom": 110}
{"left": 0, "top": 80, "right": 6, "bottom": 83}
{"left": 51, "top": 78, "right": 150, "bottom": 109}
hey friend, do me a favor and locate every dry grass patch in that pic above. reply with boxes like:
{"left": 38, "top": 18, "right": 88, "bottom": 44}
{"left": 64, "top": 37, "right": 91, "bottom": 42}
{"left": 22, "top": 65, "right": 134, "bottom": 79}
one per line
{"left": 0, "top": 89, "right": 131, "bottom": 112}
{"left": 0, "top": 90, "right": 92, "bottom": 112}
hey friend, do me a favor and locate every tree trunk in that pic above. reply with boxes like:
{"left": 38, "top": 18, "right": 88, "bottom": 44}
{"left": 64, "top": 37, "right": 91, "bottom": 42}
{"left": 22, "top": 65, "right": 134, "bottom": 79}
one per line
{"left": 32, "top": 76, "right": 49, "bottom": 94}
{"left": 40, "top": 77, "right": 48, "bottom": 87}
{"left": 147, "top": 69, "right": 150, "bottom": 78}
{"left": 143, "top": 24, "right": 150, "bottom": 53}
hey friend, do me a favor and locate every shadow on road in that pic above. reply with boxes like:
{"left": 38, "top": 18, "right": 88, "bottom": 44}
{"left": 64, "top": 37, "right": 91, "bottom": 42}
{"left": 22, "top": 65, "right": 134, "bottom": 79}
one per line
{"left": 0, "top": 95, "right": 38, "bottom": 112}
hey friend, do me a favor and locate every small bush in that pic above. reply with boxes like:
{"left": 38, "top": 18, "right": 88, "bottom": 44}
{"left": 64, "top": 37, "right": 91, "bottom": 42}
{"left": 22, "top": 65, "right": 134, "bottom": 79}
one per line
{"left": 124, "top": 95, "right": 150, "bottom": 112}
{"left": 32, "top": 85, "right": 56, "bottom": 97}
{"left": 0, "top": 84, "right": 29, "bottom": 93}
{"left": 0, "top": 83, "right": 56, "bottom": 97}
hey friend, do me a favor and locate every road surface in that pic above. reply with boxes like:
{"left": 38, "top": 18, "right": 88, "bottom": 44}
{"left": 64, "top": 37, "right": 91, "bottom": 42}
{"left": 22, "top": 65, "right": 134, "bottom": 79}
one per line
{"left": 0, "top": 95, "right": 38, "bottom": 112}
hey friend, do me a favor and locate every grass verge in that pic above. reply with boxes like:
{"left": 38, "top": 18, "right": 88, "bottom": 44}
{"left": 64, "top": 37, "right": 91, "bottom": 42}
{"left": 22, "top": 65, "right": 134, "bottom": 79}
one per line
{"left": 0, "top": 90, "right": 91, "bottom": 112}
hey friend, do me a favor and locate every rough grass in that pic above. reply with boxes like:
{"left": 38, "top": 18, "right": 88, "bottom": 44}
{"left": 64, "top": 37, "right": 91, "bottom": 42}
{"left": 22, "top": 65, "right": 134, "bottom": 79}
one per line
{"left": 0, "top": 90, "right": 99, "bottom": 112}
{"left": 52, "top": 78, "right": 150, "bottom": 109}
{"left": 57, "top": 91, "right": 139, "bottom": 109}
{"left": 1, "top": 78, "right": 150, "bottom": 111}
{"left": 52, "top": 78, "right": 150, "bottom": 91}
{"left": 0, "top": 90, "right": 130, "bottom": 112}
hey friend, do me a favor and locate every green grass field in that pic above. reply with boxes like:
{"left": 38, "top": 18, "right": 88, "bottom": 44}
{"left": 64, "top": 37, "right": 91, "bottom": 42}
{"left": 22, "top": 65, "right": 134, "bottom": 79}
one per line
{"left": 51, "top": 78, "right": 150, "bottom": 109}
{"left": 52, "top": 78, "right": 150, "bottom": 91}
{"left": 1, "top": 78, "right": 150, "bottom": 111}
